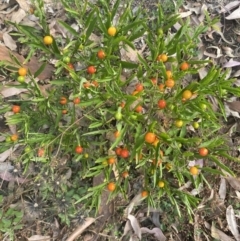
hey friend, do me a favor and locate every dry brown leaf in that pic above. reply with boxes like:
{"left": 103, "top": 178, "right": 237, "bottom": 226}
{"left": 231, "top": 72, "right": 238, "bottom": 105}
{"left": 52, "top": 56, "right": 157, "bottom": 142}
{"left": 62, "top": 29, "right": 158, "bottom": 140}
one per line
{"left": 211, "top": 223, "right": 234, "bottom": 241}
{"left": 124, "top": 193, "right": 143, "bottom": 217}
{"left": 220, "top": 1, "right": 240, "bottom": 13}
{"left": 11, "top": 8, "right": 26, "bottom": 23}
{"left": 128, "top": 214, "right": 141, "bottom": 240}
{"left": 226, "top": 6, "right": 240, "bottom": 20}
{"left": 15, "top": 0, "right": 30, "bottom": 11}
{"left": 226, "top": 205, "right": 240, "bottom": 241}
{"left": 0, "top": 145, "right": 19, "bottom": 162}
{"left": 141, "top": 227, "right": 166, "bottom": 241}
{"left": 179, "top": 11, "right": 192, "bottom": 18}
{"left": 226, "top": 176, "right": 240, "bottom": 191}
{"left": 0, "top": 86, "right": 28, "bottom": 98}
{"left": 225, "top": 102, "right": 240, "bottom": 118}
{"left": 3, "top": 32, "right": 17, "bottom": 50}
{"left": 223, "top": 59, "right": 240, "bottom": 68}
{"left": 226, "top": 101, "right": 240, "bottom": 112}
{"left": 27, "top": 235, "right": 51, "bottom": 241}
{"left": 219, "top": 177, "right": 227, "bottom": 200}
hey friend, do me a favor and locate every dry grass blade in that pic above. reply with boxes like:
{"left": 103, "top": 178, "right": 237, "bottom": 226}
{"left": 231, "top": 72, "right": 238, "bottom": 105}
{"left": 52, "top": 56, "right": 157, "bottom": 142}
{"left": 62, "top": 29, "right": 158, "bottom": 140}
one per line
{"left": 27, "top": 235, "right": 51, "bottom": 241}
{"left": 66, "top": 217, "right": 95, "bottom": 241}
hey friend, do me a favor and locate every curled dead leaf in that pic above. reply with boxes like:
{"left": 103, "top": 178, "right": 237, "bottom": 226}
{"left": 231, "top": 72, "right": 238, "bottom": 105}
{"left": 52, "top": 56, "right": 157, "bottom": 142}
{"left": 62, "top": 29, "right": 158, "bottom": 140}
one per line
{"left": 226, "top": 176, "right": 240, "bottom": 191}
{"left": 141, "top": 227, "right": 166, "bottom": 241}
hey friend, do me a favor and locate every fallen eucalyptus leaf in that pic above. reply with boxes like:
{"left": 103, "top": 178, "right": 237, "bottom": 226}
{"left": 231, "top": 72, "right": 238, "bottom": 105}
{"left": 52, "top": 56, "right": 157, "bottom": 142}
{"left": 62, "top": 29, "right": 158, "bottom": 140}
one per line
{"left": 141, "top": 227, "right": 166, "bottom": 241}
{"left": 226, "top": 205, "right": 240, "bottom": 241}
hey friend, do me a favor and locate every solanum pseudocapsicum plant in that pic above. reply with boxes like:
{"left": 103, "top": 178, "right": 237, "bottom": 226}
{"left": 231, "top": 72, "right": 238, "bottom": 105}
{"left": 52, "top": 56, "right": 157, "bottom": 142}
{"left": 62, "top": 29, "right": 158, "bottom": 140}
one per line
{"left": 1, "top": 0, "right": 240, "bottom": 228}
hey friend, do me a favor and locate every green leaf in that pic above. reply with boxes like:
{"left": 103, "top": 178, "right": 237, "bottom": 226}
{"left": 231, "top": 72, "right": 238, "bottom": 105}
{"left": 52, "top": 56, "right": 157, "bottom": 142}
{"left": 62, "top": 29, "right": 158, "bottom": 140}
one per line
{"left": 85, "top": 11, "right": 97, "bottom": 40}
{"left": 34, "top": 62, "right": 47, "bottom": 78}
{"left": 58, "top": 20, "right": 79, "bottom": 36}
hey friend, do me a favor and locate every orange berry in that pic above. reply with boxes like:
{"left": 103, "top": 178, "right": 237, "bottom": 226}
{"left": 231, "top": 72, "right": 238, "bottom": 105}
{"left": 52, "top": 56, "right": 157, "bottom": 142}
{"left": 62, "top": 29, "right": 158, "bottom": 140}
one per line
{"left": 114, "top": 131, "right": 120, "bottom": 138}
{"left": 115, "top": 147, "right": 122, "bottom": 156}
{"left": 10, "top": 134, "right": 18, "bottom": 142}
{"left": 135, "top": 83, "right": 144, "bottom": 92}
{"left": 92, "top": 80, "right": 99, "bottom": 87}
{"left": 158, "top": 99, "right": 167, "bottom": 109}
{"left": 166, "top": 70, "right": 173, "bottom": 79}
{"left": 122, "top": 171, "right": 129, "bottom": 178}
{"left": 165, "top": 79, "right": 175, "bottom": 88}
{"left": 75, "top": 146, "right": 83, "bottom": 154}
{"left": 62, "top": 109, "right": 68, "bottom": 114}
{"left": 97, "top": 49, "right": 106, "bottom": 59}
{"left": 135, "top": 105, "right": 143, "bottom": 113}
{"left": 141, "top": 190, "right": 148, "bottom": 197}
{"left": 198, "top": 147, "right": 208, "bottom": 157}
{"left": 37, "top": 148, "right": 45, "bottom": 157}
{"left": 107, "top": 182, "right": 116, "bottom": 191}
{"left": 83, "top": 81, "right": 91, "bottom": 88}
{"left": 158, "top": 83, "right": 165, "bottom": 92}
{"left": 120, "top": 102, "right": 125, "bottom": 108}
{"left": 12, "top": 105, "right": 20, "bottom": 114}
{"left": 157, "top": 54, "right": 168, "bottom": 62}
{"left": 182, "top": 90, "right": 192, "bottom": 100}
{"left": 180, "top": 62, "right": 190, "bottom": 71}
{"left": 59, "top": 97, "right": 67, "bottom": 105}
{"left": 73, "top": 97, "right": 80, "bottom": 104}
{"left": 145, "top": 132, "right": 156, "bottom": 144}
{"left": 120, "top": 148, "right": 129, "bottom": 158}
{"left": 151, "top": 77, "right": 157, "bottom": 85}
{"left": 189, "top": 166, "right": 198, "bottom": 175}
{"left": 18, "top": 67, "right": 27, "bottom": 76}
{"left": 107, "top": 157, "right": 116, "bottom": 165}
{"left": 87, "top": 66, "right": 96, "bottom": 74}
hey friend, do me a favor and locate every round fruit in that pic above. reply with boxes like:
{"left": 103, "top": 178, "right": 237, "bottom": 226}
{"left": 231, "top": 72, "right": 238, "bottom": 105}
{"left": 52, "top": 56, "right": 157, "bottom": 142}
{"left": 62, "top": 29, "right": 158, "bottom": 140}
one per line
{"left": 12, "top": 105, "right": 20, "bottom": 114}
{"left": 38, "top": 148, "right": 45, "bottom": 157}
{"left": 87, "top": 66, "right": 96, "bottom": 74}
{"left": 158, "top": 83, "right": 165, "bottom": 92}
{"left": 135, "top": 105, "right": 143, "bottom": 113}
{"left": 145, "top": 132, "right": 156, "bottom": 144}
{"left": 157, "top": 54, "right": 168, "bottom": 62}
{"left": 115, "top": 112, "right": 122, "bottom": 120}
{"left": 11, "top": 134, "right": 18, "bottom": 142}
{"left": 174, "top": 120, "right": 183, "bottom": 128}
{"left": 200, "top": 103, "right": 207, "bottom": 111}
{"left": 60, "top": 97, "right": 67, "bottom": 105}
{"left": 141, "top": 190, "right": 148, "bottom": 197}
{"left": 115, "top": 147, "right": 122, "bottom": 156}
{"left": 122, "top": 171, "right": 129, "bottom": 178}
{"left": 120, "top": 148, "right": 129, "bottom": 158}
{"left": 63, "top": 56, "right": 71, "bottom": 63}
{"left": 135, "top": 83, "right": 144, "bottom": 92}
{"left": 73, "top": 97, "right": 80, "bottom": 104}
{"left": 158, "top": 181, "right": 165, "bottom": 188}
{"left": 114, "top": 131, "right": 120, "bottom": 138}
{"left": 43, "top": 35, "right": 53, "bottom": 45}
{"left": 67, "top": 63, "right": 74, "bottom": 71}
{"left": 180, "top": 62, "right": 190, "bottom": 71}
{"left": 158, "top": 99, "right": 167, "bottom": 109}
{"left": 182, "top": 90, "right": 192, "bottom": 100}
{"left": 17, "top": 76, "right": 25, "bottom": 83}
{"left": 190, "top": 166, "right": 198, "bottom": 175}
{"left": 165, "top": 79, "right": 175, "bottom": 88}
{"left": 193, "top": 122, "right": 199, "bottom": 129}
{"left": 75, "top": 146, "right": 83, "bottom": 154}
{"left": 62, "top": 109, "right": 68, "bottom": 114}
{"left": 198, "top": 147, "right": 208, "bottom": 157}
{"left": 24, "top": 146, "right": 31, "bottom": 153}
{"left": 120, "top": 102, "right": 125, "bottom": 108}
{"left": 107, "top": 157, "right": 116, "bottom": 165}
{"left": 166, "top": 70, "right": 173, "bottom": 79}
{"left": 107, "top": 26, "right": 117, "bottom": 36}
{"left": 97, "top": 49, "right": 106, "bottom": 59}
{"left": 151, "top": 77, "right": 157, "bottom": 85}
{"left": 107, "top": 182, "right": 116, "bottom": 192}
{"left": 18, "top": 67, "right": 27, "bottom": 76}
